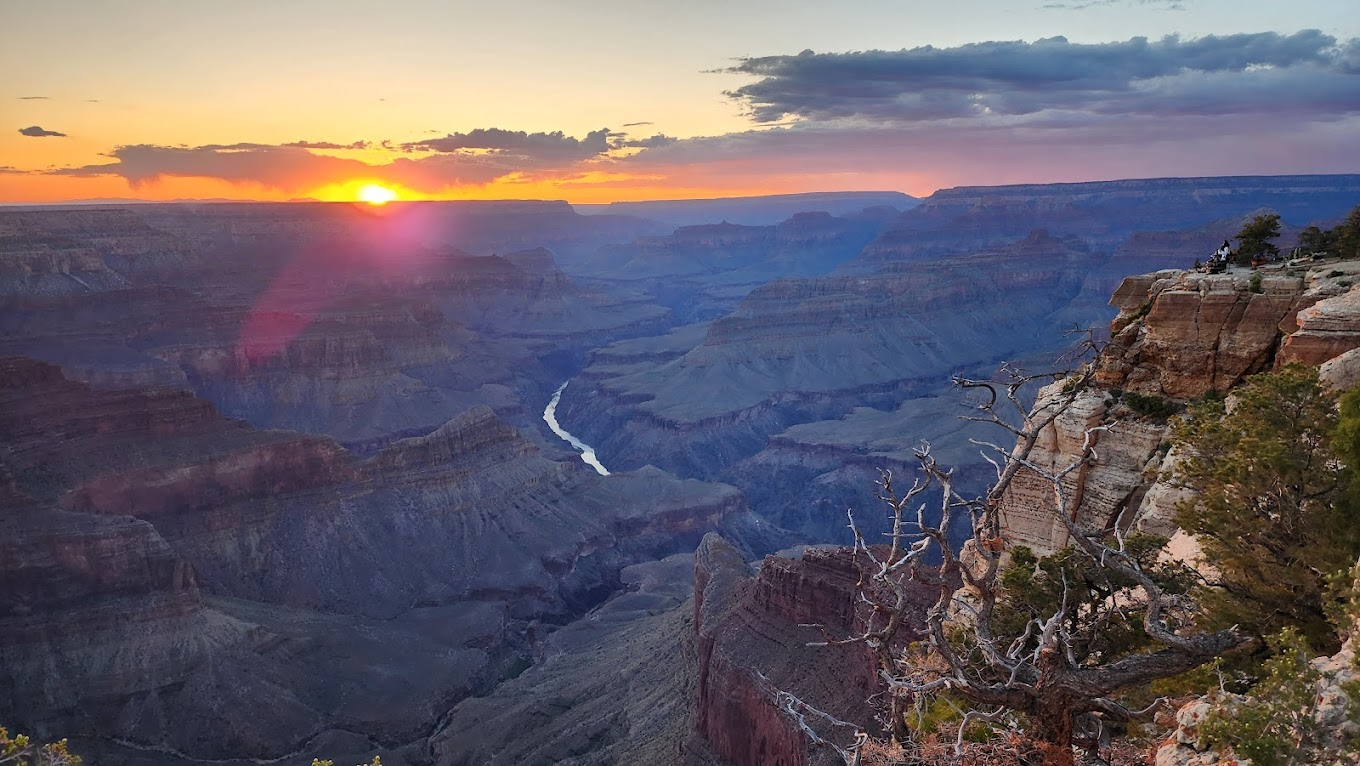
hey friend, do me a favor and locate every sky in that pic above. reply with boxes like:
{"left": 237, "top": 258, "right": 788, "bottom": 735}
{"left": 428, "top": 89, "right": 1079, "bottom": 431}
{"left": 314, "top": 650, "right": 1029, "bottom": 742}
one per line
{"left": 1, "top": 0, "right": 1357, "bottom": 203}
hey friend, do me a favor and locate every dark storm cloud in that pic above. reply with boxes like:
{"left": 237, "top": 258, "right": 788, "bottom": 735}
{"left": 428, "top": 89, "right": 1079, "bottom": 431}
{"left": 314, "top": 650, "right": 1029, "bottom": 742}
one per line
{"left": 403, "top": 127, "right": 612, "bottom": 161}
{"left": 724, "top": 30, "right": 1358, "bottom": 124}
{"left": 18, "top": 125, "right": 66, "bottom": 137}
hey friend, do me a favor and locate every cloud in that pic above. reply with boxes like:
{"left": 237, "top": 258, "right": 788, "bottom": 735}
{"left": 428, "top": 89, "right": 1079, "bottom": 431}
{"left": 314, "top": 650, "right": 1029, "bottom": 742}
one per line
{"left": 611, "top": 112, "right": 1360, "bottom": 196}
{"left": 18, "top": 96, "right": 50, "bottom": 100}
{"left": 621, "top": 121, "right": 654, "bottom": 127}
{"left": 49, "top": 143, "right": 371, "bottom": 186}
{"left": 402, "top": 127, "right": 612, "bottom": 163}
{"left": 723, "top": 30, "right": 1358, "bottom": 124}
{"left": 616, "top": 134, "right": 678, "bottom": 149}
{"left": 283, "top": 140, "right": 370, "bottom": 150}
{"left": 18, "top": 125, "right": 66, "bottom": 137}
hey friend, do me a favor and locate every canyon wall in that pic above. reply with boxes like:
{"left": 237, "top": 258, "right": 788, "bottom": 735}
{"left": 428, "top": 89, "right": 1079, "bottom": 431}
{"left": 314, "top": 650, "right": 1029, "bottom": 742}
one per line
{"left": 1001, "top": 261, "right": 1360, "bottom": 554}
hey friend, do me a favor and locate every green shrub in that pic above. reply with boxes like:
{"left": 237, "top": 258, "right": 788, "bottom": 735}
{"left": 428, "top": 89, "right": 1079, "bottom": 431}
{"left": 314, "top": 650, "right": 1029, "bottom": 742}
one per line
{"left": 1201, "top": 628, "right": 1323, "bottom": 766}
{"left": 1122, "top": 391, "right": 1183, "bottom": 421}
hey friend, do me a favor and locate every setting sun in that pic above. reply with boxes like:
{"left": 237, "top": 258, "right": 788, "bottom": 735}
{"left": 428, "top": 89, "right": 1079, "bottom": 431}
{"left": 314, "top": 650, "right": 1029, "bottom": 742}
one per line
{"left": 356, "top": 183, "right": 398, "bottom": 205}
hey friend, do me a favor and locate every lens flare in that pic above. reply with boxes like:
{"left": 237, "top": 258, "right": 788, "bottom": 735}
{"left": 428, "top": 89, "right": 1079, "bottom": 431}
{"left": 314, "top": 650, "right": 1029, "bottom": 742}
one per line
{"left": 356, "top": 183, "right": 397, "bottom": 205}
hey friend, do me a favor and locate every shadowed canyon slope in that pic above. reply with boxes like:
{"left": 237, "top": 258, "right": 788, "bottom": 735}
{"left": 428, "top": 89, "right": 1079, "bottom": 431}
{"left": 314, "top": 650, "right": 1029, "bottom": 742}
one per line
{"left": 0, "top": 357, "right": 746, "bottom": 765}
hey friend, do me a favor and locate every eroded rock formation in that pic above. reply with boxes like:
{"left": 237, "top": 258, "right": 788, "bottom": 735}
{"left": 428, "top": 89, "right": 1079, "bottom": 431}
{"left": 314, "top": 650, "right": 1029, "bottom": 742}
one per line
{"left": 1002, "top": 264, "right": 1360, "bottom": 554}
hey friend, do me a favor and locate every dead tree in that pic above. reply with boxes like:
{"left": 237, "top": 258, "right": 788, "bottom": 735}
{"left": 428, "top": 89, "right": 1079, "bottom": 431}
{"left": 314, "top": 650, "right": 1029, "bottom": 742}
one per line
{"left": 805, "top": 361, "right": 1254, "bottom": 766}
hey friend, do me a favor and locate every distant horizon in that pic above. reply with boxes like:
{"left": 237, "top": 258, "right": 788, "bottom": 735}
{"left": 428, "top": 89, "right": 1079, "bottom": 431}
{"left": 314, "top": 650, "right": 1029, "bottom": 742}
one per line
{"left": 5, "top": 171, "right": 1360, "bottom": 211}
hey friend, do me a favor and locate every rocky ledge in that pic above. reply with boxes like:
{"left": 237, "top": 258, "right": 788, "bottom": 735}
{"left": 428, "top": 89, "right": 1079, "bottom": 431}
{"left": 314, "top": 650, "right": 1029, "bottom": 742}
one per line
{"left": 1005, "top": 263, "right": 1360, "bottom": 554}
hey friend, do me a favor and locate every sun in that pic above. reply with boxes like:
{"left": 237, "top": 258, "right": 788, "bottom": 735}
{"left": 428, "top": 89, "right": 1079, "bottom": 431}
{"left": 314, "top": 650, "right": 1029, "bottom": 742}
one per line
{"left": 356, "top": 183, "right": 398, "bottom": 205}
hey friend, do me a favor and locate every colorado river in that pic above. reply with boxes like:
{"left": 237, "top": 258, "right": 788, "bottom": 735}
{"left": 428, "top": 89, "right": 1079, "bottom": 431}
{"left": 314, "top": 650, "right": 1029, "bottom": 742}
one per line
{"left": 543, "top": 380, "right": 609, "bottom": 476}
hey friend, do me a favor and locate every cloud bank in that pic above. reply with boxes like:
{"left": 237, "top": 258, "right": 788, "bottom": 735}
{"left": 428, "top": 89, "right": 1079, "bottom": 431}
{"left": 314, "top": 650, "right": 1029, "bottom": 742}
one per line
{"left": 723, "top": 30, "right": 1359, "bottom": 125}
{"left": 46, "top": 128, "right": 629, "bottom": 191}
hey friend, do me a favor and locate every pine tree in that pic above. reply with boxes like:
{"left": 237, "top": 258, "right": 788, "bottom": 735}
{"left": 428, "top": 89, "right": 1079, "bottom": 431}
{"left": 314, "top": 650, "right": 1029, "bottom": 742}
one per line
{"left": 1171, "top": 364, "right": 1359, "bottom": 654}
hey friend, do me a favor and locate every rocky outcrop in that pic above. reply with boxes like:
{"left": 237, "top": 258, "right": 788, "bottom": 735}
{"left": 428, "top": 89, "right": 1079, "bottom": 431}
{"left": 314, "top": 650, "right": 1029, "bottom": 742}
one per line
{"left": 1154, "top": 638, "right": 1359, "bottom": 766}
{"left": 1097, "top": 270, "right": 1309, "bottom": 398}
{"left": 999, "top": 385, "right": 1171, "bottom": 552}
{"left": 1004, "top": 264, "right": 1360, "bottom": 554}
{"left": 1278, "top": 265, "right": 1360, "bottom": 367}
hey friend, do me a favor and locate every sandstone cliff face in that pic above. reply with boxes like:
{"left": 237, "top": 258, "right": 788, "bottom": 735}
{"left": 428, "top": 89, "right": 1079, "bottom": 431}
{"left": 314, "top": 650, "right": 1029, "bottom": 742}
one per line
{"left": 1097, "top": 270, "right": 1310, "bottom": 399}
{"left": 1002, "top": 264, "right": 1360, "bottom": 554}
{"left": 1278, "top": 264, "right": 1360, "bottom": 368}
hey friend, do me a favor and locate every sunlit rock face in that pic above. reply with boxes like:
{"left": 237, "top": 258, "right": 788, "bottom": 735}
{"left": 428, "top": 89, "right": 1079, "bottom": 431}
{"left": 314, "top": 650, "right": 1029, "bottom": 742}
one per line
{"left": 1279, "top": 267, "right": 1360, "bottom": 368}
{"left": 1097, "top": 270, "right": 1312, "bottom": 399}
{"left": 1002, "top": 265, "right": 1360, "bottom": 555}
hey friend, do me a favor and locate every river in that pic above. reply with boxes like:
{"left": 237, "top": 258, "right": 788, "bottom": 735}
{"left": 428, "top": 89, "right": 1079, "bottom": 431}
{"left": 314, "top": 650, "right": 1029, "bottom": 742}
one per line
{"left": 543, "top": 380, "right": 609, "bottom": 476}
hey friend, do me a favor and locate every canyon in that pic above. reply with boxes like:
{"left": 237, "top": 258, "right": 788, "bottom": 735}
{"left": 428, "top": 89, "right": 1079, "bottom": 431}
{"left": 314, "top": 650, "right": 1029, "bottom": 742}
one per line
{"left": 3, "top": 175, "right": 1359, "bottom": 765}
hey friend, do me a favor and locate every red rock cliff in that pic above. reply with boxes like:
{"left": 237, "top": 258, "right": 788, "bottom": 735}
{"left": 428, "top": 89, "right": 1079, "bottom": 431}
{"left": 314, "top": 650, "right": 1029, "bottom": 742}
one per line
{"left": 693, "top": 534, "right": 921, "bottom": 766}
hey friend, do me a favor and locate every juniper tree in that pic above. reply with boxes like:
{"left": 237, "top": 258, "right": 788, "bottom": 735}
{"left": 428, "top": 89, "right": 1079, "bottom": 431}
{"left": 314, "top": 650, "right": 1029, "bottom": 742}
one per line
{"left": 1172, "top": 364, "right": 1360, "bottom": 655}
{"left": 1234, "top": 213, "right": 1281, "bottom": 263}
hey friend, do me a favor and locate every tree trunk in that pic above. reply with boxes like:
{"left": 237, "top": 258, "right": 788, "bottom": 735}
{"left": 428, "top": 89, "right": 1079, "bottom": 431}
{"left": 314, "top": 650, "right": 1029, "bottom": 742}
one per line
{"left": 1028, "top": 697, "right": 1076, "bottom": 766}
